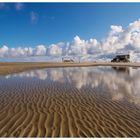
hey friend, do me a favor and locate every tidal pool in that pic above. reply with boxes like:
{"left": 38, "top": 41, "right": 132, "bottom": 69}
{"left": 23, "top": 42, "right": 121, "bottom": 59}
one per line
{"left": 0, "top": 66, "right": 140, "bottom": 137}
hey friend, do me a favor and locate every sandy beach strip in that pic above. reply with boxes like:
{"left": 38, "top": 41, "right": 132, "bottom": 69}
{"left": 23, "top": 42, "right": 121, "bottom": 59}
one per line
{"left": 0, "top": 62, "right": 140, "bottom": 75}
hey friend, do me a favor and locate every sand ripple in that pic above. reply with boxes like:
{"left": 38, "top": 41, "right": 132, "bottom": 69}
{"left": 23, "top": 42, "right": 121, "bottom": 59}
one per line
{"left": 0, "top": 74, "right": 140, "bottom": 137}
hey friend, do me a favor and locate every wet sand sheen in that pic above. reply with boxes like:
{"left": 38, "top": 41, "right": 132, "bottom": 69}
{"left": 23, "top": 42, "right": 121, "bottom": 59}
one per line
{"left": 0, "top": 68, "right": 140, "bottom": 137}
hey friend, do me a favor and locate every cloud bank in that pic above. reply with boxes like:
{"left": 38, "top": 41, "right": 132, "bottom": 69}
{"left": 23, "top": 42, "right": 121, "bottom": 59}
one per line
{"left": 1, "top": 19, "right": 140, "bottom": 62}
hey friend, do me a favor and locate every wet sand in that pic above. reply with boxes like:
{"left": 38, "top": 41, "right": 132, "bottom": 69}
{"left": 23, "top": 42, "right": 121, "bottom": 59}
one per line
{"left": 0, "top": 62, "right": 140, "bottom": 75}
{"left": 0, "top": 67, "right": 140, "bottom": 137}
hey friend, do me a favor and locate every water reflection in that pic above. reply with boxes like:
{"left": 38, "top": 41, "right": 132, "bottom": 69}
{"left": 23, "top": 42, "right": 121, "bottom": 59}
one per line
{"left": 112, "top": 66, "right": 130, "bottom": 74}
{"left": 3, "top": 66, "right": 140, "bottom": 106}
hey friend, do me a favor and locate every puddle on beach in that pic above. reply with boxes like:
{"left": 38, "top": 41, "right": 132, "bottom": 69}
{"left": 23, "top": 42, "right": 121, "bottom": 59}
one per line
{"left": 3, "top": 66, "right": 140, "bottom": 106}
{"left": 0, "top": 66, "right": 140, "bottom": 137}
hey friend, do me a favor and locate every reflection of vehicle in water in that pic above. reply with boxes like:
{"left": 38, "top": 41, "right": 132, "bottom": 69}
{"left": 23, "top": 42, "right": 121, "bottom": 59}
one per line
{"left": 111, "top": 54, "right": 130, "bottom": 62}
{"left": 62, "top": 57, "right": 75, "bottom": 63}
{"left": 112, "top": 66, "right": 130, "bottom": 74}
{"left": 132, "top": 67, "right": 138, "bottom": 69}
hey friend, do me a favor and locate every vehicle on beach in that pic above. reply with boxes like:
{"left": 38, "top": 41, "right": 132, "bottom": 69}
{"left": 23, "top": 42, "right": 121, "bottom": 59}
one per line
{"left": 111, "top": 54, "right": 130, "bottom": 62}
{"left": 62, "top": 57, "right": 75, "bottom": 62}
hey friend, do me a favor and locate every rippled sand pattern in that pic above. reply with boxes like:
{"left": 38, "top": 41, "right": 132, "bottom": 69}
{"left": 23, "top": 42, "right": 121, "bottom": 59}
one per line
{"left": 0, "top": 68, "right": 140, "bottom": 137}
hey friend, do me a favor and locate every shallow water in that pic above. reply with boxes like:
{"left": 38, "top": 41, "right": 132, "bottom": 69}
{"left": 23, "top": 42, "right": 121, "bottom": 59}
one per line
{"left": 0, "top": 66, "right": 140, "bottom": 137}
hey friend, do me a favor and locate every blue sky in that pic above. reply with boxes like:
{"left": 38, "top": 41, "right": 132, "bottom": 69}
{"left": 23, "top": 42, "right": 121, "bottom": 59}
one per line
{"left": 0, "top": 3, "right": 140, "bottom": 48}
{"left": 1, "top": 3, "right": 140, "bottom": 62}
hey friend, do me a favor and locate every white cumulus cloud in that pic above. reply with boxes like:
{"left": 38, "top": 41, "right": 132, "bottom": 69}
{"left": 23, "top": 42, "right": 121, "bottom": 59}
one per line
{"left": 47, "top": 42, "right": 64, "bottom": 56}
{"left": 34, "top": 45, "right": 46, "bottom": 56}
{"left": 0, "top": 45, "right": 9, "bottom": 57}
{"left": 1, "top": 18, "right": 140, "bottom": 62}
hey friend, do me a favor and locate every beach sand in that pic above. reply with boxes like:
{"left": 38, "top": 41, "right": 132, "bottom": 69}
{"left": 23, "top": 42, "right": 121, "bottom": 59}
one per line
{"left": 0, "top": 62, "right": 140, "bottom": 75}
{"left": 0, "top": 63, "right": 140, "bottom": 137}
{"left": 0, "top": 76, "right": 140, "bottom": 137}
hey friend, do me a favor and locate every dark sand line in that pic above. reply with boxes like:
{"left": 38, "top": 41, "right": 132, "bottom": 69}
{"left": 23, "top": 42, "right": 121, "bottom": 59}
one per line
{"left": 0, "top": 62, "right": 140, "bottom": 75}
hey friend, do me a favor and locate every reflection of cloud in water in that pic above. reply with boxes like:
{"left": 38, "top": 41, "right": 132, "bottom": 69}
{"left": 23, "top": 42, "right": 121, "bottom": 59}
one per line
{"left": 5, "top": 69, "right": 48, "bottom": 80}
{"left": 5, "top": 66, "right": 140, "bottom": 106}
{"left": 49, "top": 69, "right": 64, "bottom": 82}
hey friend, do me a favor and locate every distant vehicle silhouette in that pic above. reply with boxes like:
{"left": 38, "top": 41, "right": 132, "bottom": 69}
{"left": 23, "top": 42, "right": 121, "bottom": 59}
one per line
{"left": 62, "top": 57, "right": 75, "bottom": 63}
{"left": 111, "top": 54, "right": 130, "bottom": 62}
